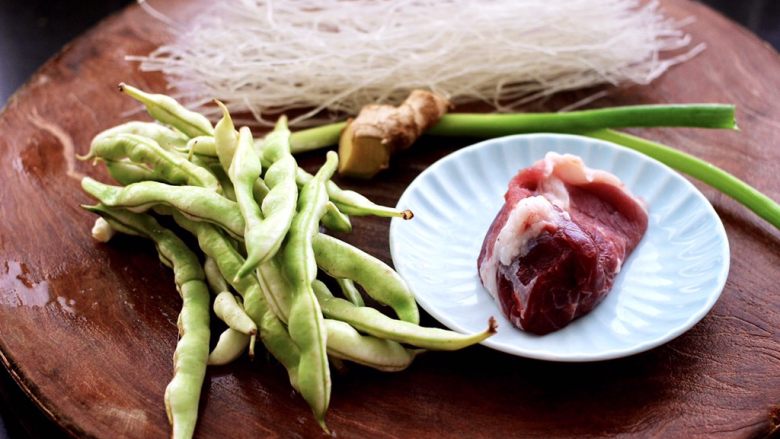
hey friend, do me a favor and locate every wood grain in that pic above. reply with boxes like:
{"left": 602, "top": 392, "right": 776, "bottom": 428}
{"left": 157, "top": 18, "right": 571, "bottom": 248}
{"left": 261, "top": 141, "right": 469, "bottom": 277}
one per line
{"left": 0, "top": 0, "right": 778, "bottom": 437}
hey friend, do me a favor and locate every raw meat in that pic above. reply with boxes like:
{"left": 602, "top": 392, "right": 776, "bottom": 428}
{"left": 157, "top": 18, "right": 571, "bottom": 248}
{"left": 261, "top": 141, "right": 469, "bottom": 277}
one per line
{"left": 477, "top": 152, "right": 648, "bottom": 335}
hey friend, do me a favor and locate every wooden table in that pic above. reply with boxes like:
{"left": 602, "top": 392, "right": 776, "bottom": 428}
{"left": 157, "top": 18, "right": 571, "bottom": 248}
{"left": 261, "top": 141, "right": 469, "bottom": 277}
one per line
{"left": 0, "top": 1, "right": 778, "bottom": 437}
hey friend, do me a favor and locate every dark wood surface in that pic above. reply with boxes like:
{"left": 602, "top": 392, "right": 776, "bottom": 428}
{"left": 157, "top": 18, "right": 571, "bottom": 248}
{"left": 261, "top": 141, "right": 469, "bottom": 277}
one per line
{"left": 0, "top": 0, "right": 778, "bottom": 437}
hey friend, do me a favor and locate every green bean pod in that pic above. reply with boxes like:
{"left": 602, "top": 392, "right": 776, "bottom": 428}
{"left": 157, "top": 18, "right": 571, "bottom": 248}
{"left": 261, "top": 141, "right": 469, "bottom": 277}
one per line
{"left": 229, "top": 126, "right": 269, "bottom": 278}
{"left": 214, "top": 291, "right": 258, "bottom": 357}
{"left": 320, "top": 202, "right": 352, "bottom": 233}
{"left": 323, "top": 319, "right": 420, "bottom": 372}
{"left": 214, "top": 101, "right": 239, "bottom": 173}
{"left": 90, "top": 217, "right": 115, "bottom": 243}
{"left": 183, "top": 136, "right": 216, "bottom": 156}
{"left": 255, "top": 257, "right": 293, "bottom": 323}
{"left": 250, "top": 257, "right": 419, "bottom": 371}
{"left": 239, "top": 117, "right": 298, "bottom": 273}
{"left": 214, "top": 102, "right": 269, "bottom": 202}
{"left": 335, "top": 278, "right": 364, "bottom": 307}
{"left": 257, "top": 142, "right": 408, "bottom": 221}
{"left": 105, "top": 160, "right": 165, "bottom": 186}
{"left": 203, "top": 257, "right": 229, "bottom": 294}
{"left": 259, "top": 310, "right": 300, "bottom": 390}
{"left": 81, "top": 178, "right": 244, "bottom": 239}
{"left": 189, "top": 156, "right": 237, "bottom": 202}
{"left": 313, "top": 280, "right": 496, "bottom": 350}
{"left": 91, "top": 121, "right": 189, "bottom": 151}
{"left": 208, "top": 328, "right": 250, "bottom": 366}
{"left": 119, "top": 83, "right": 214, "bottom": 138}
{"left": 281, "top": 151, "right": 339, "bottom": 430}
{"left": 166, "top": 279, "right": 211, "bottom": 439}
{"left": 83, "top": 205, "right": 209, "bottom": 439}
{"left": 170, "top": 212, "right": 302, "bottom": 391}
{"left": 313, "top": 233, "right": 420, "bottom": 324}
{"left": 214, "top": 292, "right": 257, "bottom": 335}
{"left": 80, "top": 133, "right": 220, "bottom": 191}
{"left": 214, "top": 290, "right": 257, "bottom": 358}
{"left": 296, "top": 167, "right": 413, "bottom": 219}
{"left": 189, "top": 138, "right": 216, "bottom": 156}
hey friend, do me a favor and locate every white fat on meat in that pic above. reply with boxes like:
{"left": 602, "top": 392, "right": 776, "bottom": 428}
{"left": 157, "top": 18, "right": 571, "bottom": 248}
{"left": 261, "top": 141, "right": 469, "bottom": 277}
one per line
{"left": 541, "top": 152, "right": 644, "bottom": 211}
{"left": 479, "top": 195, "right": 567, "bottom": 300}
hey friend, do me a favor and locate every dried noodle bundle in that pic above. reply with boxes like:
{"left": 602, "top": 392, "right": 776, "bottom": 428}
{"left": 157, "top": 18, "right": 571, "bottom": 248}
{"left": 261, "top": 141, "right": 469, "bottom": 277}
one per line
{"left": 132, "top": 0, "right": 702, "bottom": 126}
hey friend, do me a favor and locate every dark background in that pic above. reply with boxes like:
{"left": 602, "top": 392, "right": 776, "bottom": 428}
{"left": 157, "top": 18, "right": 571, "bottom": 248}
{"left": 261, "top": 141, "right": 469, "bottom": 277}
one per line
{"left": 0, "top": 0, "right": 777, "bottom": 437}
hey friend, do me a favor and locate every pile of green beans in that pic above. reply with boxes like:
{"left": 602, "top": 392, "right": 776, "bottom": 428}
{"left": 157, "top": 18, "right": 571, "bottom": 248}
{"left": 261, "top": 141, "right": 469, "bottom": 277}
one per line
{"left": 79, "top": 84, "right": 496, "bottom": 438}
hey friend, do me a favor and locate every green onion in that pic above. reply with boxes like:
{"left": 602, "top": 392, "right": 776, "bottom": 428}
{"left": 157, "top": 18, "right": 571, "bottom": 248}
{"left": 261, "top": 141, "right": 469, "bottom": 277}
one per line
{"left": 584, "top": 129, "right": 780, "bottom": 229}
{"left": 426, "top": 104, "right": 737, "bottom": 137}
{"left": 291, "top": 122, "right": 346, "bottom": 154}
{"left": 289, "top": 104, "right": 736, "bottom": 154}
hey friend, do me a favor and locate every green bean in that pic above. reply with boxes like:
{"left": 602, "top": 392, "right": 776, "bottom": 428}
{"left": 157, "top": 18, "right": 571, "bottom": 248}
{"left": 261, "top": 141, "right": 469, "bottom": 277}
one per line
{"left": 189, "top": 138, "right": 217, "bottom": 156}
{"left": 90, "top": 217, "right": 115, "bottom": 243}
{"left": 105, "top": 160, "right": 164, "bottom": 186}
{"left": 79, "top": 133, "right": 220, "bottom": 191}
{"left": 183, "top": 153, "right": 237, "bottom": 202}
{"left": 91, "top": 121, "right": 189, "bottom": 152}
{"left": 204, "top": 257, "right": 229, "bottom": 294}
{"left": 255, "top": 256, "right": 293, "bottom": 323}
{"left": 258, "top": 140, "right": 408, "bottom": 220}
{"left": 81, "top": 178, "right": 244, "bottom": 239}
{"left": 335, "top": 278, "right": 364, "bottom": 307}
{"left": 215, "top": 102, "right": 270, "bottom": 202}
{"left": 323, "top": 319, "right": 420, "bottom": 372}
{"left": 253, "top": 266, "right": 419, "bottom": 371}
{"left": 83, "top": 205, "right": 209, "bottom": 439}
{"left": 213, "top": 291, "right": 258, "bottom": 357}
{"left": 251, "top": 273, "right": 416, "bottom": 372}
{"left": 238, "top": 117, "right": 298, "bottom": 274}
{"left": 313, "top": 233, "right": 419, "bottom": 324}
{"left": 187, "top": 150, "right": 219, "bottom": 168}
{"left": 119, "top": 83, "right": 214, "bottom": 138}
{"left": 86, "top": 206, "right": 145, "bottom": 241}
{"left": 281, "top": 151, "right": 338, "bottom": 430}
{"left": 214, "top": 292, "right": 257, "bottom": 334}
{"left": 208, "top": 328, "right": 250, "bottom": 366}
{"left": 201, "top": 160, "right": 237, "bottom": 202}
{"left": 320, "top": 201, "right": 352, "bottom": 233}
{"left": 259, "top": 310, "right": 301, "bottom": 389}
{"left": 229, "top": 126, "right": 269, "bottom": 278}
{"left": 170, "top": 212, "right": 302, "bottom": 391}
{"left": 259, "top": 124, "right": 349, "bottom": 234}
{"left": 166, "top": 280, "right": 210, "bottom": 439}
{"left": 296, "top": 168, "right": 413, "bottom": 219}
{"left": 183, "top": 136, "right": 216, "bottom": 156}
{"left": 312, "top": 280, "right": 496, "bottom": 350}
{"left": 214, "top": 101, "right": 239, "bottom": 173}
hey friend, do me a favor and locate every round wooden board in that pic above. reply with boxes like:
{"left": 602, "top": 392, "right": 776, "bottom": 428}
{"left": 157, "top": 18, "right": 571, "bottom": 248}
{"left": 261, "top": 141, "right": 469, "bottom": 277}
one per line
{"left": 1, "top": 1, "right": 778, "bottom": 437}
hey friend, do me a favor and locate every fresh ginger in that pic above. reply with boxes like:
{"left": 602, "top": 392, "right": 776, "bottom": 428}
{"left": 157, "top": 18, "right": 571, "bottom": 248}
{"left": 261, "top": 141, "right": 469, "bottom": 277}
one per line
{"left": 338, "top": 90, "right": 449, "bottom": 178}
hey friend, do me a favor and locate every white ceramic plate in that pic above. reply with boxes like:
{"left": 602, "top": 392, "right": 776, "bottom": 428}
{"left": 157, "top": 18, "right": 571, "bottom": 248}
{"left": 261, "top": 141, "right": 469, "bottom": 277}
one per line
{"left": 389, "top": 134, "right": 729, "bottom": 362}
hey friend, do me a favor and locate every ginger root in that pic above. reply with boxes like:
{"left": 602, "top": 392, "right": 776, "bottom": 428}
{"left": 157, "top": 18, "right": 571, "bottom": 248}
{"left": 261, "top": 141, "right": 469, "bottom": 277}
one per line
{"left": 338, "top": 90, "right": 449, "bottom": 178}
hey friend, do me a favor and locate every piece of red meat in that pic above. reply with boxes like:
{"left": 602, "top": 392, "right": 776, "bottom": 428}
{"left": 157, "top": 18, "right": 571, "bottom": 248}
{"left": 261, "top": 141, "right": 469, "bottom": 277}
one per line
{"left": 477, "top": 152, "right": 648, "bottom": 335}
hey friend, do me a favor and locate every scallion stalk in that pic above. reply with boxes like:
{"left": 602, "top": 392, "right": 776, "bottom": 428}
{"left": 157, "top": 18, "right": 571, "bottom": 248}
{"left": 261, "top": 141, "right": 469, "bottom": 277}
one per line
{"left": 584, "top": 129, "right": 780, "bottom": 229}
{"left": 426, "top": 104, "right": 737, "bottom": 137}
{"left": 289, "top": 104, "right": 736, "bottom": 154}
{"left": 290, "top": 122, "right": 346, "bottom": 154}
